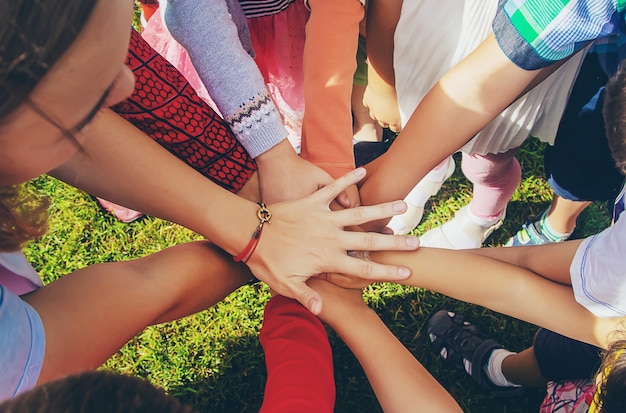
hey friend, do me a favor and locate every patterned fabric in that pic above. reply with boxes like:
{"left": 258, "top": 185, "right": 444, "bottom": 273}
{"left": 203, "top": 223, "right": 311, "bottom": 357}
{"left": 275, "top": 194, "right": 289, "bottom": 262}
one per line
{"left": 592, "top": 33, "right": 626, "bottom": 76}
{"left": 540, "top": 379, "right": 595, "bottom": 413}
{"left": 112, "top": 30, "right": 256, "bottom": 193}
{"left": 493, "top": 0, "right": 626, "bottom": 70}
{"left": 238, "top": 0, "right": 295, "bottom": 18}
{"left": 161, "top": 0, "right": 287, "bottom": 158}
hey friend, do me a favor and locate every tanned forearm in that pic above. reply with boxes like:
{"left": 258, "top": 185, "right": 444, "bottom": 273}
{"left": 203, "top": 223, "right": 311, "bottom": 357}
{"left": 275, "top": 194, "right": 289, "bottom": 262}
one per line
{"left": 371, "top": 248, "right": 624, "bottom": 349}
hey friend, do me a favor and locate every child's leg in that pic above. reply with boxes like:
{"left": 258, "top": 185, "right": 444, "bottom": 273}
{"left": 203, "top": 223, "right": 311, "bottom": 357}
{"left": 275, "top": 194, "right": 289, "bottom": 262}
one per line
{"left": 420, "top": 149, "right": 520, "bottom": 249}
{"left": 507, "top": 52, "right": 622, "bottom": 246}
{"left": 428, "top": 315, "right": 601, "bottom": 391}
{"left": 529, "top": 329, "right": 602, "bottom": 383}
{"left": 464, "top": 149, "right": 521, "bottom": 221}
{"left": 386, "top": 158, "right": 455, "bottom": 234}
{"left": 352, "top": 83, "right": 382, "bottom": 142}
{"left": 499, "top": 347, "right": 546, "bottom": 387}
{"left": 352, "top": 35, "right": 382, "bottom": 143}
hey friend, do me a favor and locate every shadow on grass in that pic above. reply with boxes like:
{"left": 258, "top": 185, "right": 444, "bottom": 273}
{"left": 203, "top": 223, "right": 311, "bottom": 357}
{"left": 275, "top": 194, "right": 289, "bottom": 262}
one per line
{"left": 160, "top": 286, "right": 548, "bottom": 413}
{"left": 167, "top": 331, "right": 267, "bottom": 413}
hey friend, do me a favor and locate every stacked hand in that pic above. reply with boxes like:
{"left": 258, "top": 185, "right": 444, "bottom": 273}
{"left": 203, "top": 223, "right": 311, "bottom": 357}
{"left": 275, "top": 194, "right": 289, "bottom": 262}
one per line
{"left": 248, "top": 167, "right": 419, "bottom": 314}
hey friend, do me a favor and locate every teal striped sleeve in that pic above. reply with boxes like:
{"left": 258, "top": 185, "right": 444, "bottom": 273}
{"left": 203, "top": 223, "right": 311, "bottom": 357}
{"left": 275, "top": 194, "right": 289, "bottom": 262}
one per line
{"left": 493, "top": 0, "right": 620, "bottom": 70}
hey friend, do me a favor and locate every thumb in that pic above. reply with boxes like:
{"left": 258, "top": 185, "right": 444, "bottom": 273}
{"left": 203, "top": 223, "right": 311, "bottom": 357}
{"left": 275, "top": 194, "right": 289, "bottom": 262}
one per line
{"left": 293, "top": 282, "right": 324, "bottom": 315}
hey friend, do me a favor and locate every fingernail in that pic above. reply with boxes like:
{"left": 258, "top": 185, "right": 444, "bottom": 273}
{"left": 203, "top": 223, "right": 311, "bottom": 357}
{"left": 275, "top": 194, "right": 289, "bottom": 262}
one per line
{"left": 392, "top": 201, "right": 406, "bottom": 212}
{"left": 406, "top": 236, "right": 420, "bottom": 248}
{"left": 354, "top": 167, "right": 366, "bottom": 177}
{"left": 310, "top": 299, "right": 322, "bottom": 315}
{"left": 398, "top": 267, "right": 411, "bottom": 278}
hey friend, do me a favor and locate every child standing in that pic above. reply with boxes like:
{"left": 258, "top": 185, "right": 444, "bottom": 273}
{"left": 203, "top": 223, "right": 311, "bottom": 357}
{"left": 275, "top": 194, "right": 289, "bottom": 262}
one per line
{"left": 365, "top": 0, "right": 586, "bottom": 248}
{"left": 506, "top": 49, "right": 624, "bottom": 246}
{"left": 357, "top": 0, "right": 626, "bottom": 247}
{"left": 425, "top": 61, "right": 626, "bottom": 412}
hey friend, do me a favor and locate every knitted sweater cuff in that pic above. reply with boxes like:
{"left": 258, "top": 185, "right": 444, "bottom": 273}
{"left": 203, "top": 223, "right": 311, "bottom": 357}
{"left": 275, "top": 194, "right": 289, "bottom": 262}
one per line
{"left": 225, "top": 92, "right": 286, "bottom": 158}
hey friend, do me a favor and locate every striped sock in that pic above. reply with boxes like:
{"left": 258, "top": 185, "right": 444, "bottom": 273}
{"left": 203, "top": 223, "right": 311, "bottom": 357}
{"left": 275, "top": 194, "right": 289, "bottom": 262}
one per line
{"left": 532, "top": 209, "right": 572, "bottom": 243}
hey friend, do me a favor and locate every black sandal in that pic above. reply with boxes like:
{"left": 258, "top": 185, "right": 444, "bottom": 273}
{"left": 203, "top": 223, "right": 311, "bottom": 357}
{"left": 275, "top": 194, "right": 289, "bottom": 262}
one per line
{"left": 427, "top": 310, "right": 525, "bottom": 397}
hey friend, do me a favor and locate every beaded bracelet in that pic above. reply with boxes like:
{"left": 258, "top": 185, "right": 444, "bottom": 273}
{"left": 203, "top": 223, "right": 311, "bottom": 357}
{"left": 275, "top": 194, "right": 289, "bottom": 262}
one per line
{"left": 233, "top": 203, "right": 272, "bottom": 263}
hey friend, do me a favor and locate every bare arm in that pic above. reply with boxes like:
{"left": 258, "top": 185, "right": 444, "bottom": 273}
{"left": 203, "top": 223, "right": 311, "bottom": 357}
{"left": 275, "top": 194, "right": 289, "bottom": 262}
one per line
{"left": 360, "top": 34, "right": 558, "bottom": 209}
{"left": 362, "top": 0, "right": 403, "bottom": 132}
{"left": 24, "top": 241, "right": 251, "bottom": 384}
{"left": 369, "top": 247, "right": 624, "bottom": 349}
{"left": 313, "top": 279, "right": 462, "bottom": 413}
{"left": 51, "top": 109, "right": 420, "bottom": 313}
{"left": 465, "top": 241, "right": 583, "bottom": 285}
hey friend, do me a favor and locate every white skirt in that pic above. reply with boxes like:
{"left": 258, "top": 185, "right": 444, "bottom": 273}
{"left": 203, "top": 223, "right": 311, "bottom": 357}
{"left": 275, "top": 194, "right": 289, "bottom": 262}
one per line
{"left": 394, "top": 0, "right": 587, "bottom": 155}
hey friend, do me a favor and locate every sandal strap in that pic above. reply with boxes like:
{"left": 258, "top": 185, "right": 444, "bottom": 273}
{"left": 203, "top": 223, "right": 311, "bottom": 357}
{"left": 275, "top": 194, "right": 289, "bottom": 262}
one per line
{"left": 469, "top": 338, "right": 503, "bottom": 386}
{"left": 520, "top": 220, "right": 551, "bottom": 245}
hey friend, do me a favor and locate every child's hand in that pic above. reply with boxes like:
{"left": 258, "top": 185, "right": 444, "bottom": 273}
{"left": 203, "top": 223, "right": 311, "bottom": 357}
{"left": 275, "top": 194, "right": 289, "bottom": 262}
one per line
{"left": 307, "top": 278, "right": 367, "bottom": 323}
{"left": 256, "top": 140, "right": 335, "bottom": 204}
{"left": 316, "top": 269, "right": 373, "bottom": 290}
{"left": 363, "top": 69, "right": 402, "bottom": 133}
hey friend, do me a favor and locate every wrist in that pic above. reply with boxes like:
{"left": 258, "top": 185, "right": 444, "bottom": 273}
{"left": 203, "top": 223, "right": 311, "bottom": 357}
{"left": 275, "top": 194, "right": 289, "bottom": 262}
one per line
{"left": 323, "top": 303, "right": 375, "bottom": 332}
{"left": 233, "top": 203, "right": 272, "bottom": 263}
{"left": 255, "top": 139, "right": 297, "bottom": 168}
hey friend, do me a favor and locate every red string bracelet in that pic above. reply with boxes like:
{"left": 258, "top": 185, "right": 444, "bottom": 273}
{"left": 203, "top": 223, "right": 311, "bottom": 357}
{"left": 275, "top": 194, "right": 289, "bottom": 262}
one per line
{"left": 233, "top": 203, "right": 272, "bottom": 263}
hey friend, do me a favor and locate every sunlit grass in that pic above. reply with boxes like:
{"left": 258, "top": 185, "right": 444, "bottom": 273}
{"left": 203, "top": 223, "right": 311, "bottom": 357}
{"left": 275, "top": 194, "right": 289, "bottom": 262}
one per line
{"left": 24, "top": 137, "right": 611, "bottom": 412}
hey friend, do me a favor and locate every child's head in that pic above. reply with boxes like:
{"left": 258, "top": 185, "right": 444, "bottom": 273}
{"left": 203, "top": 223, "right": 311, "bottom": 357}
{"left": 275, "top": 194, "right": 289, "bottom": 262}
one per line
{"left": 0, "top": 370, "right": 196, "bottom": 413}
{"left": 1, "top": 0, "right": 136, "bottom": 248}
{"left": 594, "top": 338, "right": 626, "bottom": 412}
{"left": 0, "top": 0, "right": 135, "bottom": 187}
{"left": 0, "top": 185, "right": 48, "bottom": 252}
{"left": 603, "top": 64, "right": 626, "bottom": 175}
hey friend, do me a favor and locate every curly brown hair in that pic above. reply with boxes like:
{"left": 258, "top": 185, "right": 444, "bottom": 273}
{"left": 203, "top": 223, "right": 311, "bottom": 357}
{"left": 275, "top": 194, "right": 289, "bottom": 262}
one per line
{"left": 594, "top": 338, "right": 626, "bottom": 413}
{"left": 0, "top": 184, "right": 49, "bottom": 252}
{"left": 1, "top": 0, "right": 98, "bottom": 250}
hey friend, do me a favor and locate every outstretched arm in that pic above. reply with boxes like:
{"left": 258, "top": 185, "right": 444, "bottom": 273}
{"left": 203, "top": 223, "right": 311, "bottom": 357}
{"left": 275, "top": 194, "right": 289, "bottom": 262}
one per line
{"left": 313, "top": 279, "right": 462, "bottom": 413}
{"left": 162, "top": 0, "right": 337, "bottom": 205}
{"left": 24, "top": 241, "right": 252, "bottom": 385}
{"left": 360, "top": 34, "right": 558, "bottom": 211}
{"left": 162, "top": 0, "right": 285, "bottom": 159}
{"left": 51, "top": 109, "right": 419, "bottom": 314}
{"left": 465, "top": 241, "right": 581, "bottom": 285}
{"left": 259, "top": 295, "right": 335, "bottom": 413}
{"left": 301, "top": 0, "right": 363, "bottom": 179}
{"left": 369, "top": 245, "right": 624, "bottom": 349}
{"left": 362, "top": 0, "right": 402, "bottom": 132}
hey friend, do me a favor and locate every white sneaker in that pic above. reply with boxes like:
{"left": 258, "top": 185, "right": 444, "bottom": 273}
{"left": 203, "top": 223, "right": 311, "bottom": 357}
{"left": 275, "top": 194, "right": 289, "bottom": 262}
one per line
{"left": 387, "top": 158, "right": 455, "bottom": 235}
{"left": 420, "top": 205, "right": 505, "bottom": 249}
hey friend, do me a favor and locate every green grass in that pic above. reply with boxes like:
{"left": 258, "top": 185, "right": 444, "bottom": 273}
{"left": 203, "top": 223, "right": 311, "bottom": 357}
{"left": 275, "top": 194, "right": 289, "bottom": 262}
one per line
{"left": 23, "top": 137, "right": 611, "bottom": 412}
